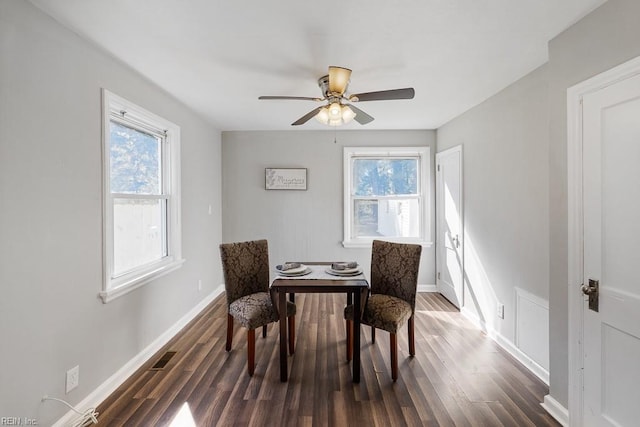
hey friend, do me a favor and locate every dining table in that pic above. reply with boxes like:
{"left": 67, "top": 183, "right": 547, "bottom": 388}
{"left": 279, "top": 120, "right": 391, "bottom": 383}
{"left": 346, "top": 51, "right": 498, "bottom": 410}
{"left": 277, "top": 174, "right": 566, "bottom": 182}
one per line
{"left": 270, "top": 262, "right": 369, "bottom": 383}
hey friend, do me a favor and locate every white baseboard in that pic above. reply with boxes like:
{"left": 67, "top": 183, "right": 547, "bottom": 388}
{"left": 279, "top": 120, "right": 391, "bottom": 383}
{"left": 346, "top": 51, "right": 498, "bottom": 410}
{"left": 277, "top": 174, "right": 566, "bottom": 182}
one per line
{"left": 541, "top": 394, "right": 569, "bottom": 426}
{"left": 460, "top": 306, "right": 549, "bottom": 385}
{"left": 460, "top": 306, "right": 488, "bottom": 333}
{"left": 52, "top": 286, "right": 224, "bottom": 427}
{"left": 418, "top": 283, "right": 437, "bottom": 292}
{"left": 494, "top": 332, "right": 549, "bottom": 385}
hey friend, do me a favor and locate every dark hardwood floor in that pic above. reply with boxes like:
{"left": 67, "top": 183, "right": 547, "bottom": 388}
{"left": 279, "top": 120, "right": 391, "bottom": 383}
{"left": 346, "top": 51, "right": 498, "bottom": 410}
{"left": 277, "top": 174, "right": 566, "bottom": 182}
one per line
{"left": 96, "top": 293, "right": 559, "bottom": 426}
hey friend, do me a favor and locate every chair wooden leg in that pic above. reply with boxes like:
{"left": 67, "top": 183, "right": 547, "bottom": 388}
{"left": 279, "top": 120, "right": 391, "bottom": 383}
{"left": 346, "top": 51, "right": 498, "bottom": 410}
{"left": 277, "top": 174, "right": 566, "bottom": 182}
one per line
{"left": 288, "top": 315, "right": 296, "bottom": 355}
{"left": 262, "top": 324, "right": 267, "bottom": 338}
{"left": 346, "top": 319, "right": 353, "bottom": 362}
{"left": 371, "top": 325, "right": 376, "bottom": 344}
{"left": 247, "top": 329, "right": 256, "bottom": 376}
{"left": 390, "top": 332, "right": 398, "bottom": 381}
{"left": 408, "top": 316, "right": 415, "bottom": 356}
{"left": 226, "top": 314, "right": 233, "bottom": 351}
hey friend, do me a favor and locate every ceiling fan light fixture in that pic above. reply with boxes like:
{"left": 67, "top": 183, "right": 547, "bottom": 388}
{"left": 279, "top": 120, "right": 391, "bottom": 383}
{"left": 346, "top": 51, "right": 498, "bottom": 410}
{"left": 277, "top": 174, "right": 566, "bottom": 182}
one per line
{"left": 328, "top": 66, "right": 352, "bottom": 95}
{"left": 329, "top": 102, "right": 342, "bottom": 118}
{"left": 341, "top": 105, "right": 356, "bottom": 124}
{"left": 315, "top": 107, "right": 330, "bottom": 124}
{"left": 316, "top": 104, "right": 356, "bottom": 126}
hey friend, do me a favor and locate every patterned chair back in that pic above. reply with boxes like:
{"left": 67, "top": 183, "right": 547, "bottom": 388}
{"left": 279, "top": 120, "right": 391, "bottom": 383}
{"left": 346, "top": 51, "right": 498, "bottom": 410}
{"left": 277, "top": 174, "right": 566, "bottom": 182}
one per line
{"left": 370, "top": 240, "right": 422, "bottom": 313}
{"left": 219, "top": 239, "right": 270, "bottom": 308}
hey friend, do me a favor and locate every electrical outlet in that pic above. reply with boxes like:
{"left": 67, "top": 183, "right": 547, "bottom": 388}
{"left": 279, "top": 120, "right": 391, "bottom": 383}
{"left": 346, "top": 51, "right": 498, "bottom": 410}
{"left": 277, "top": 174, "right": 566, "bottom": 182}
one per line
{"left": 497, "top": 303, "right": 505, "bottom": 319}
{"left": 198, "top": 279, "right": 202, "bottom": 291}
{"left": 66, "top": 365, "right": 79, "bottom": 394}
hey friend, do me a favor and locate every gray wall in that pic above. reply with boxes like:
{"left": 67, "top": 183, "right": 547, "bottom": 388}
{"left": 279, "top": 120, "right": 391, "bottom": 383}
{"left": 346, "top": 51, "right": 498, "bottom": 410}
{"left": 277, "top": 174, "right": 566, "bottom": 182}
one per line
{"left": 221, "top": 130, "right": 436, "bottom": 285}
{"left": 0, "top": 2, "right": 222, "bottom": 423}
{"left": 438, "top": 0, "right": 640, "bottom": 409}
{"left": 547, "top": 0, "right": 640, "bottom": 408}
{"left": 5, "top": 0, "right": 639, "bottom": 420}
{"left": 437, "top": 65, "right": 550, "bottom": 345}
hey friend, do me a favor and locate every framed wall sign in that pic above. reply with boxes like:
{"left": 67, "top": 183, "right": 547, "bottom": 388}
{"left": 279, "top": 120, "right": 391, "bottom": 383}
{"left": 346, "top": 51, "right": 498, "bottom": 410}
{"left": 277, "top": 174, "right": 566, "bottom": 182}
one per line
{"left": 265, "top": 168, "right": 307, "bottom": 190}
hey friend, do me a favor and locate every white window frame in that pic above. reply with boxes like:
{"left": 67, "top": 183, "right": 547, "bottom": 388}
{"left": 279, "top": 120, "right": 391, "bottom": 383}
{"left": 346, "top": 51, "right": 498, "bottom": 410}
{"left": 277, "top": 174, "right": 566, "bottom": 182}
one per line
{"left": 100, "top": 89, "right": 184, "bottom": 303}
{"left": 343, "top": 146, "right": 431, "bottom": 248}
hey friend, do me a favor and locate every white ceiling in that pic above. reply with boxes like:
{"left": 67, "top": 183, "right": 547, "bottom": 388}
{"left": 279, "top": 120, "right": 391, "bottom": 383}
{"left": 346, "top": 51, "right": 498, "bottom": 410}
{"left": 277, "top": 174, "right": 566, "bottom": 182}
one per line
{"left": 29, "top": 0, "right": 605, "bottom": 131}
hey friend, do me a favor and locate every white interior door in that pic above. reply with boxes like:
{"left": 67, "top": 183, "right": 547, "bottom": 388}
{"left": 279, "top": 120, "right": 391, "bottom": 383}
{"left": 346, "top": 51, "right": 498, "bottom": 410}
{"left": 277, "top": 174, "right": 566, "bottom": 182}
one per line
{"left": 436, "top": 146, "right": 463, "bottom": 308}
{"left": 582, "top": 72, "right": 640, "bottom": 426}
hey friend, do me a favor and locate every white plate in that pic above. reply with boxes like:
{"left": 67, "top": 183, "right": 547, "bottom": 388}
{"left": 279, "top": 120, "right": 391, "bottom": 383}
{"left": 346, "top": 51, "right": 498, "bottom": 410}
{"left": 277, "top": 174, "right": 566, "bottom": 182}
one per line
{"left": 330, "top": 267, "right": 360, "bottom": 274}
{"left": 278, "top": 267, "right": 312, "bottom": 277}
{"left": 276, "top": 264, "right": 307, "bottom": 275}
{"left": 325, "top": 268, "right": 362, "bottom": 276}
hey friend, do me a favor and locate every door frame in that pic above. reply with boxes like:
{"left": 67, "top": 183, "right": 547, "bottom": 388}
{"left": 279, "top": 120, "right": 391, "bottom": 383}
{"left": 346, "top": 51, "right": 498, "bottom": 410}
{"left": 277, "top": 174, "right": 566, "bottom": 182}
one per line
{"left": 435, "top": 145, "right": 464, "bottom": 307}
{"left": 567, "top": 55, "right": 640, "bottom": 427}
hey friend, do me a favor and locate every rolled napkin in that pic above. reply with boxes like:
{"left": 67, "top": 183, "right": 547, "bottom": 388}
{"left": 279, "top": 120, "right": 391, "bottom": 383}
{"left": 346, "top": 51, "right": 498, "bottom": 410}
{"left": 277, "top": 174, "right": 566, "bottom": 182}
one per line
{"left": 276, "top": 262, "right": 302, "bottom": 271}
{"left": 331, "top": 261, "right": 358, "bottom": 271}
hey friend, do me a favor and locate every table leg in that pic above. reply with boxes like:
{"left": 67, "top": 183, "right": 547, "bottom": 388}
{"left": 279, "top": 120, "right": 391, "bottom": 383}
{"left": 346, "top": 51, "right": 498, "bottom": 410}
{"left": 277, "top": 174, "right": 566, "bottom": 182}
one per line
{"left": 346, "top": 291, "right": 353, "bottom": 361}
{"left": 288, "top": 293, "right": 296, "bottom": 355}
{"left": 353, "top": 288, "right": 362, "bottom": 383}
{"left": 279, "top": 290, "right": 288, "bottom": 382}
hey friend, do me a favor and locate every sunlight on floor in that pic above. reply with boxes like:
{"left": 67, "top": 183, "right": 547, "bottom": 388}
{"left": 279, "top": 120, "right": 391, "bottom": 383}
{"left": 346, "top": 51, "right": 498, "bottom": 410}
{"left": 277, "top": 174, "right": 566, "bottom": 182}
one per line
{"left": 169, "top": 402, "right": 197, "bottom": 427}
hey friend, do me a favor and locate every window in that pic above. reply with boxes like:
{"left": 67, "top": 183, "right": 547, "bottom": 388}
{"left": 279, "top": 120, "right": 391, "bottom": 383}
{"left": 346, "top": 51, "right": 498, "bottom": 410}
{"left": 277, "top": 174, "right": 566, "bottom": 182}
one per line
{"left": 100, "top": 90, "right": 183, "bottom": 302}
{"left": 343, "top": 146, "right": 431, "bottom": 248}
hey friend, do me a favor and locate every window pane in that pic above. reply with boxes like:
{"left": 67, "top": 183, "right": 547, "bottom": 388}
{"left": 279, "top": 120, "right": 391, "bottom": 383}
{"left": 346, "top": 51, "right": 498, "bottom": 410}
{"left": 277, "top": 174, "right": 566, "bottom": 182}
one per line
{"left": 113, "top": 198, "right": 167, "bottom": 276}
{"left": 354, "top": 198, "right": 420, "bottom": 238}
{"left": 354, "top": 199, "right": 379, "bottom": 237}
{"left": 110, "top": 121, "right": 162, "bottom": 194}
{"left": 353, "top": 158, "right": 418, "bottom": 196}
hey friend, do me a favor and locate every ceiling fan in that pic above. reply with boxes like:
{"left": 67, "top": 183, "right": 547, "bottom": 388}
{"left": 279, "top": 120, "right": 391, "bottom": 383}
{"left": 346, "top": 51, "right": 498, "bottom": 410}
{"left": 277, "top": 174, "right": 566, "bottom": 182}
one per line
{"left": 258, "top": 66, "right": 415, "bottom": 126}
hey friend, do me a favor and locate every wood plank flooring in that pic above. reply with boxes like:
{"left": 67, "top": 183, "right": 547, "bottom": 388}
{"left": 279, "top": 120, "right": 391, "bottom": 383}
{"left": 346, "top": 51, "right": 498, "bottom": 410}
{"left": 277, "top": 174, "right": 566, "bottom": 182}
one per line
{"left": 96, "top": 293, "right": 559, "bottom": 426}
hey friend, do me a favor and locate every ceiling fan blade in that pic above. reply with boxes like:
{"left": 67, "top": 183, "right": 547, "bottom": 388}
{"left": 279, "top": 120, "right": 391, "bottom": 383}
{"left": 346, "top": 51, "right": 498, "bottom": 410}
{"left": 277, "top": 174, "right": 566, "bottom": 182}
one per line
{"left": 348, "top": 104, "right": 374, "bottom": 125}
{"left": 350, "top": 88, "right": 415, "bottom": 102}
{"left": 328, "top": 66, "right": 352, "bottom": 95}
{"left": 259, "top": 96, "right": 322, "bottom": 101}
{"left": 291, "top": 106, "right": 324, "bottom": 126}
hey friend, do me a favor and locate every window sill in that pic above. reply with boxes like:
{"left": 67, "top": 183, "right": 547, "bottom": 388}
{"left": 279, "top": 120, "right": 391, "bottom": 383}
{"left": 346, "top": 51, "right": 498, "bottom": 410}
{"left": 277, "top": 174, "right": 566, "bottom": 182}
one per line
{"left": 99, "top": 258, "right": 186, "bottom": 303}
{"left": 342, "top": 240, "right": 433, "bottom": 249}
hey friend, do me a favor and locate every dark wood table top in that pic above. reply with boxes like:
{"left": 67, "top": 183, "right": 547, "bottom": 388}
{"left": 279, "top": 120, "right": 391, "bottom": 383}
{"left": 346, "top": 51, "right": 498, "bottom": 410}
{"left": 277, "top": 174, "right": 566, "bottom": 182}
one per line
{"left": 271, "top": 263, "right": 369, "bottom": 292}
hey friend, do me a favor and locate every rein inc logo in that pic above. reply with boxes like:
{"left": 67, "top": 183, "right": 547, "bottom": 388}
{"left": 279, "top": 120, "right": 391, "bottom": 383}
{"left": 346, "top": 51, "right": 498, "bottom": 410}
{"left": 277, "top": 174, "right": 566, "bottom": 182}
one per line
{"left": 0, "top": 418, "right": 38, "bottom": 426}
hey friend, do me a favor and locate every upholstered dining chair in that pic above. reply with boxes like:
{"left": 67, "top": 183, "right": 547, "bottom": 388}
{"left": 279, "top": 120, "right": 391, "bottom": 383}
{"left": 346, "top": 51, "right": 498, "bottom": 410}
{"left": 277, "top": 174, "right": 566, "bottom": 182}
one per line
{"left": 345, "top": 239, "right": 422, "bottom": 381}
{"left": 219, "top": 239, "right": 296, "bottom": 376}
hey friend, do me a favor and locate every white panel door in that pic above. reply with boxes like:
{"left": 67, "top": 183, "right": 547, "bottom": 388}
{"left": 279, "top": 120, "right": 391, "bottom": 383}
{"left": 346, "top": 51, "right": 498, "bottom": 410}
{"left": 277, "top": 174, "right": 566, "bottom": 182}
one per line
{"left": 582, "top": 73, "right": 640, "bottom": 426}
{"left": 436, "top": 146, "right": 463, "bottom": 308}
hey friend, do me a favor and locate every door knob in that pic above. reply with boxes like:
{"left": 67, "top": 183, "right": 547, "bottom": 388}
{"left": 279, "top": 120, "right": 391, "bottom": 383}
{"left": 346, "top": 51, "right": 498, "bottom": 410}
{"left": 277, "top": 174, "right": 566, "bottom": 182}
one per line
{"left": 581, "top": 279, "right": 599, "bottom": 312}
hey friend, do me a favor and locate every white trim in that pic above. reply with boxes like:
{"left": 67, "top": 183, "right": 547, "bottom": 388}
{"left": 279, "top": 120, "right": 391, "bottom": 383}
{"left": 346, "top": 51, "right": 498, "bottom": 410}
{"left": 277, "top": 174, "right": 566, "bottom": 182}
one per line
{"left": 99, "top": 258, "right": 185, "bottom": 303}
{"left": 494, "top": 331, "right": 549, "bottom": 385}
{"left": 566, "top": 54, "right": 640, "bottom": 427}
{"left": 461, "top": 306, "right": 549, "bottom": 385}
{"left": 418, "top": 283, "right": 437, "bottom": 293}
{"left": 461, "top": 306, "right": 487, "bottom": 332}
{"left": 541, "top": 395, "right": 569, "bottom": 427}
{"left": 514, "top": 287, "right": 549, "bottom": 372}
{"left": 52, "top": 287, "right": 223, "bottom": 427}
{"left": 101, "top": 89, "right": 183, "bottom": 303}
{"left": 342, "top": 146, "right": 431, "bottom": 247}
